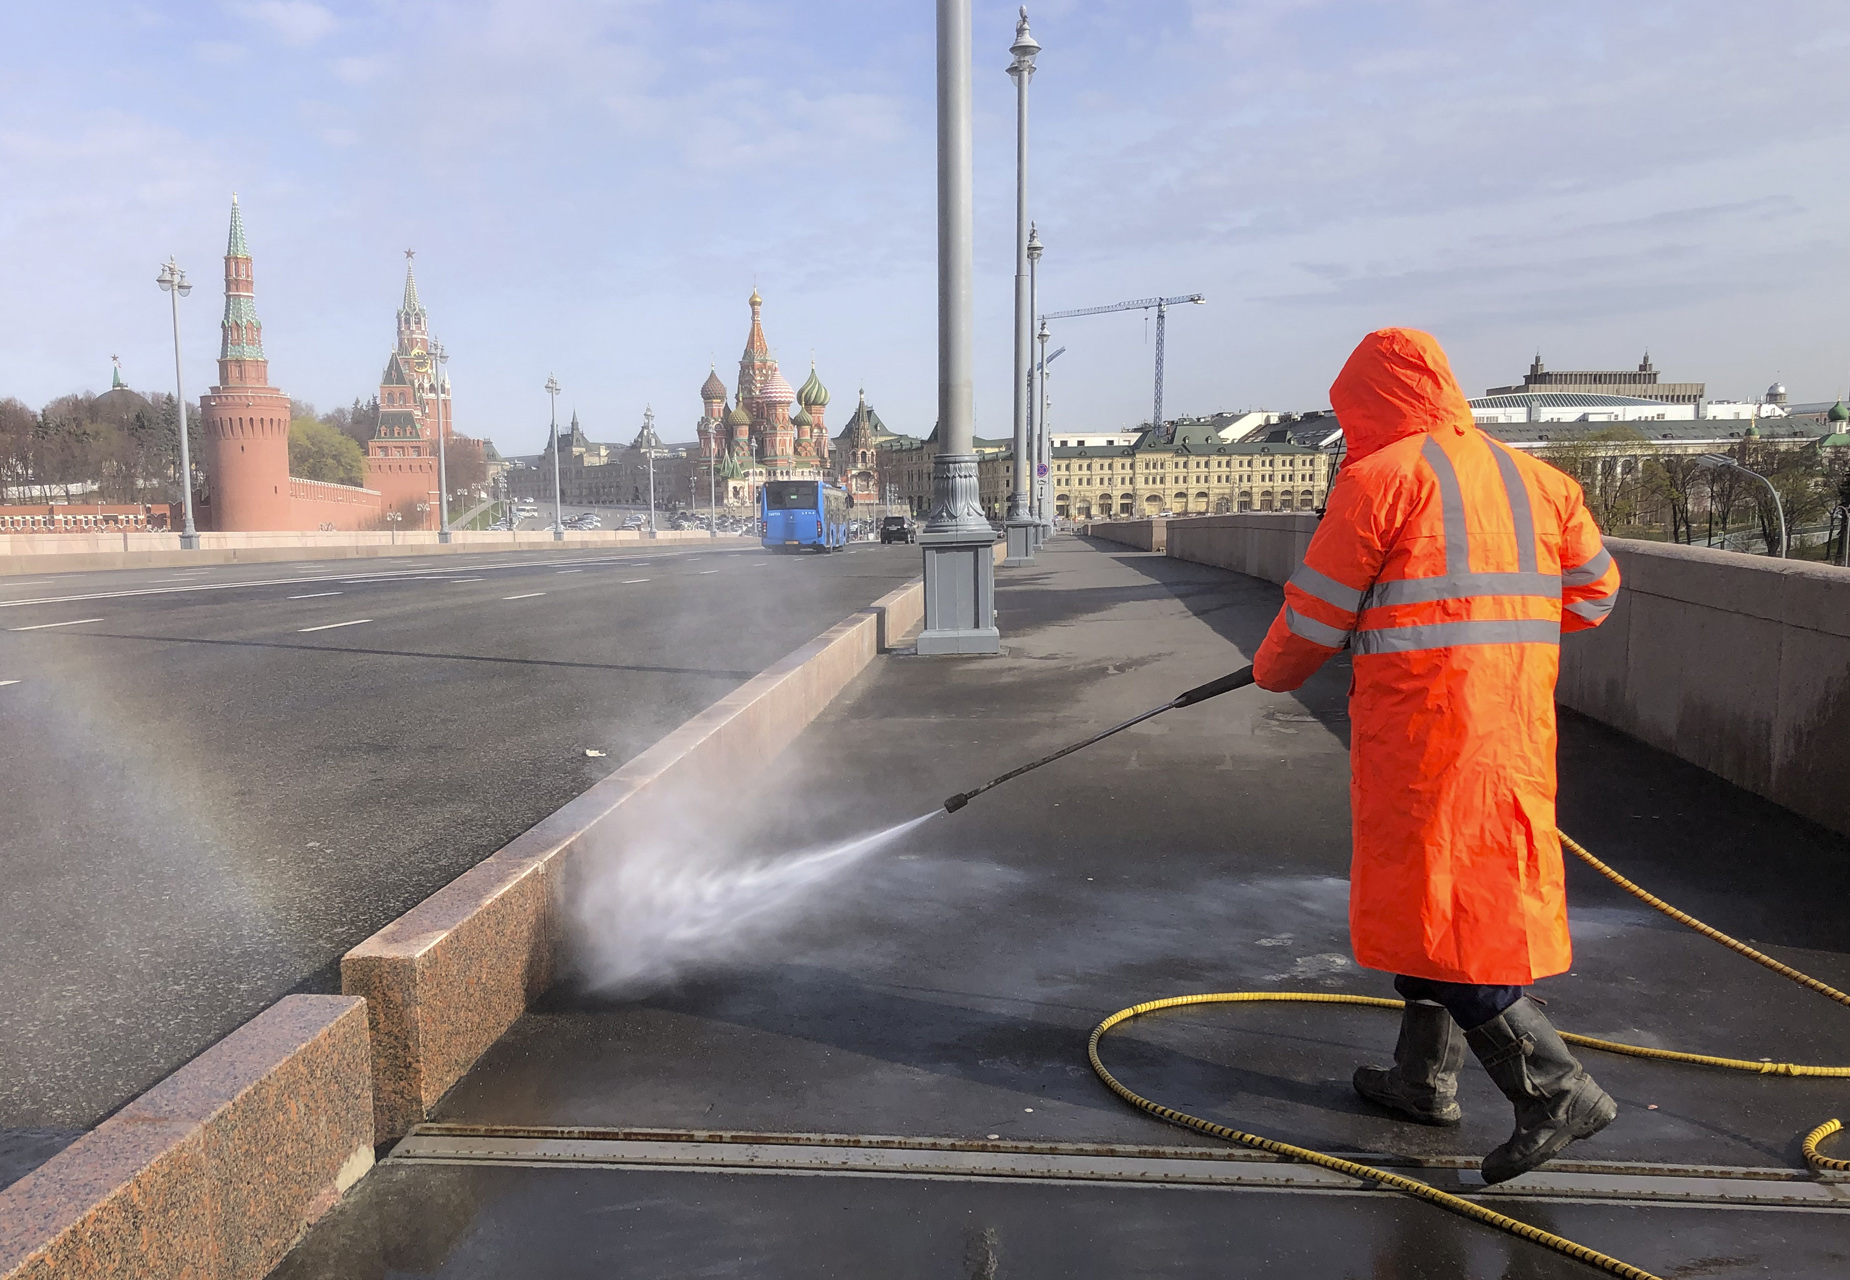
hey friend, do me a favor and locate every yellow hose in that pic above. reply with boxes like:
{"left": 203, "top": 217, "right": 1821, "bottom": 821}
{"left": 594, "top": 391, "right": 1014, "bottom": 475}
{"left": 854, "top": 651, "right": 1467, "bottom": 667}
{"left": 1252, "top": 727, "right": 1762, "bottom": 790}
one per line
{"left": 1088, "top": 831, "right": 1849, "bottom": 1280}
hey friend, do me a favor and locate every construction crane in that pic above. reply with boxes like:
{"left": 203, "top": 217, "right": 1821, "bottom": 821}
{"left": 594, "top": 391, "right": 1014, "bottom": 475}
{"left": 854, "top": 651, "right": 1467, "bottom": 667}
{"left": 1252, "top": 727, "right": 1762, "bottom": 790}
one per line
{"left": 1040, "top": 294, "right": 1204, "bottom": 438}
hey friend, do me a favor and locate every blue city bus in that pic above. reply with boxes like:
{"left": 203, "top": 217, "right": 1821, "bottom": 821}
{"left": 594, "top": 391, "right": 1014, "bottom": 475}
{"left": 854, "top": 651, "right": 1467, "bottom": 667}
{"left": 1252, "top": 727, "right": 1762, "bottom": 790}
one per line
{"left": 761, "top": 479, "right": 850, "bottom": 552}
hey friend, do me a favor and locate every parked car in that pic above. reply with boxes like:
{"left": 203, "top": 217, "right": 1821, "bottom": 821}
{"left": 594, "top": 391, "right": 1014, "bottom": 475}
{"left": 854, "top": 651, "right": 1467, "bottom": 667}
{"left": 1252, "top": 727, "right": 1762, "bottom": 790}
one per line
{"left": 880, "top": 515, "right": 916, "bottom": 545}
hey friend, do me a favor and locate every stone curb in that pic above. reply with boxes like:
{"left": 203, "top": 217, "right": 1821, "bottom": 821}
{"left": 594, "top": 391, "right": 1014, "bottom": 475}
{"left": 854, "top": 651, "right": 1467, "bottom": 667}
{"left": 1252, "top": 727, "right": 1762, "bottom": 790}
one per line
{"left": 0, "top": 996, "right": 372, "bottom": 1280}
{"left": 341, "top": 576, "right": 928, "bottom": 1141}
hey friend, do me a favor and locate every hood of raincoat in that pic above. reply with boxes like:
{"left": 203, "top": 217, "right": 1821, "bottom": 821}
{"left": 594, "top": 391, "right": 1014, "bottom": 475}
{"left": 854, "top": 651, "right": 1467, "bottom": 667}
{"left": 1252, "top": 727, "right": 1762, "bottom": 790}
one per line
{"left": 1329, "top": 328, "right": 1476, "bottom": 465}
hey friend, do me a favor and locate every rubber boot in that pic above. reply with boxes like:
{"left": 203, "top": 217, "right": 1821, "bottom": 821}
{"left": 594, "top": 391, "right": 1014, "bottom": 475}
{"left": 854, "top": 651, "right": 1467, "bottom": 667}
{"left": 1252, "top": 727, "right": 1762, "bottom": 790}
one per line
{"left": 1466, "top": 997, "right": 1617, "bottom": 1184}
{"left": 1352, "top": 1000, "right": 1466, "bottom": 1125}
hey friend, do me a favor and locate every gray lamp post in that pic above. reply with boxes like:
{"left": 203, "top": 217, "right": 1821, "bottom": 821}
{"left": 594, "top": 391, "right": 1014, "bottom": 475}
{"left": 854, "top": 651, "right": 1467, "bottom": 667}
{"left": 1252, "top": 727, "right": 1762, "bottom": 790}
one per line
{"left": 1026, "top": 225, "right": 1045, "bottom": 541}
{"left": 545, "top": 373, "right": 564, "bottom": 540}
{"left": 641, "top": 405, "right": 661, "bottom": 534}
{"left": 433, "top": 339, "right": 451, "bottom": 542}
{"left": 917, "top": 0, "right": 1001, "bottom": 654}
{"left": 1002, "top": 7, "right": 1040, "bottom": 567}
{"left": 1696, "top": 453, "right": 1785, "bottom": 557}
{"left": 155, "top": 257, "right": 199, "bottom": 548}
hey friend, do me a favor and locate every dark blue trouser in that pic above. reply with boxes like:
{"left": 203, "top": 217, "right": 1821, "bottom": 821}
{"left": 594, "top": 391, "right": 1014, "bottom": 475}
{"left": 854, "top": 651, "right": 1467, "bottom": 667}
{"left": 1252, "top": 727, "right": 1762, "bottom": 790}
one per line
{"left": 1395, "top": 974, "right": 1525, "bottom": 1032}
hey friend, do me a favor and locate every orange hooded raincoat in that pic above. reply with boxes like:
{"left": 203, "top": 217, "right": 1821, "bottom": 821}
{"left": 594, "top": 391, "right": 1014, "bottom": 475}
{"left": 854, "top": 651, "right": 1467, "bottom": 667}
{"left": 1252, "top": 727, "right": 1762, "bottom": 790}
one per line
{"left": 1254, "top": 329, "right": 1621, "bottom": 986}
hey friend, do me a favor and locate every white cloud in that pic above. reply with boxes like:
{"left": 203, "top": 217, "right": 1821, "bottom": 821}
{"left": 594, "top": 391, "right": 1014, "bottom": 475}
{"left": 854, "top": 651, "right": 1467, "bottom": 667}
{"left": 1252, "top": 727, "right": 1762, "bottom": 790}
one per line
{"left": 239, "top": 1, "right": 337, "bottom": 46}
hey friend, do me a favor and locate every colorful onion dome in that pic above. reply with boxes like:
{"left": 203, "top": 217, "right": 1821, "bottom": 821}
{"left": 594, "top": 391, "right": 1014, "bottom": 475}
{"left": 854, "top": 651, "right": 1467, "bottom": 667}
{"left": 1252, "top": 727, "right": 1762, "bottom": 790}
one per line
{"left": 1829, "top": 400, "right": 1849, "bottom": 424}
{"left": 797, "top": 362, "right": 830, "bottom": 408}
{"left": 725, "top": 402, "right": 752, "bottom": 426}
{"left": 700, "top": 366, "right": 727, "bottom": 401}
{"left": 793, "top": 405, "right": 814, "bottom": 427}
{"left": 759, "top": 370, "right": 795, "bottom": 404}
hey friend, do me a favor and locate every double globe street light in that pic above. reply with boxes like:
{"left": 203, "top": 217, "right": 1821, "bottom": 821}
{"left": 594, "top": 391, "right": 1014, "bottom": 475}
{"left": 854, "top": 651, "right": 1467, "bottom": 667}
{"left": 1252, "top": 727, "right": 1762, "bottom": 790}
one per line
{"left": 155, "top": 257, "right": 200, "bottom": 548}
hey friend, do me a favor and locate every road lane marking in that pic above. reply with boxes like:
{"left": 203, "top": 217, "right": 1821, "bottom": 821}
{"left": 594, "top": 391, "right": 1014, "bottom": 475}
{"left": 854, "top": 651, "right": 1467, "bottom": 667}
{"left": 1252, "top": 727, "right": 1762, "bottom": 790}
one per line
{"left": 0, "top": 580, "right": 57, "bottom": 587}
{"left": 0, "top": 548, "right": 743, "bottom": 609}
{"left": 298, "top": 619, "right": 372, "bottom": 632}
{"left": 621, "top": 578, "right": 650, "bottom": 584}
{"left": 9, "top": 617, "right": 104, "bottom": 631}
{"left": 698, "top": 570, "right": 719, "bottom": 574}
{"left": 503, "top": 592, "right": 546, "bottom": 600}
{"left": 0, "top": 680, "right": 18, "bottom": 687}
{"left": 555, "top": 569, "right": 582, "bottom": 574}
{"left": 287, "top": 592, "right": 343, "bottom": 599}
{"left": 449, "top": 577, "right": 485, "bottom": 582}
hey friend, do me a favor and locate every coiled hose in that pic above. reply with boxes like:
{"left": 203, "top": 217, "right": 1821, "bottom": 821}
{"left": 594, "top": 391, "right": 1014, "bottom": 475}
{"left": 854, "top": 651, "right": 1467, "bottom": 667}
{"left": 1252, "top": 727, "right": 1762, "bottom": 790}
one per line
{"left": 1088, "top": 832, "right": 1849, "bottom": 1280}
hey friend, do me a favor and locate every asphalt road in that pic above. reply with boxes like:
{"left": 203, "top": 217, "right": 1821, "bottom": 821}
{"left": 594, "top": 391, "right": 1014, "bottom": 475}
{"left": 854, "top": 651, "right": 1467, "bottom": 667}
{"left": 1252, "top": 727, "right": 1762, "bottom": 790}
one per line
{"left": 0, "top": 540, "right": 920, "bottom": 1180}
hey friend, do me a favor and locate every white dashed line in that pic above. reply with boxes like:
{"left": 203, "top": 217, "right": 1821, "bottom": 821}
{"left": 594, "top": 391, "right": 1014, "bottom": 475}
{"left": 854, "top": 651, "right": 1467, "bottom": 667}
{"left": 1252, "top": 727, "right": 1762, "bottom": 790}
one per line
{"left": 503, "top": 592, "right": 546, "bottom": 600}
{"left": 297, "top": 619, "right": 372, "bottom": 633}
{"left": 9, "top": 617, "right": 104, "bottom": 631}
{"left": 698, "top": 570, "right": 719, "bottom": 574}
{"left": 449, "top": 577, "right": 486, "bottom": 582}
{"left": 555, "top": 569, "right": 582, "bottom": 574}
{"left": 0, "top": 680, "right": 18, "bottom": 687}
{"left": 287, "top": 592, "right": 343, "bottom": 599}
{"left": 621, "top": 578, "right": 650, "bottom": 584}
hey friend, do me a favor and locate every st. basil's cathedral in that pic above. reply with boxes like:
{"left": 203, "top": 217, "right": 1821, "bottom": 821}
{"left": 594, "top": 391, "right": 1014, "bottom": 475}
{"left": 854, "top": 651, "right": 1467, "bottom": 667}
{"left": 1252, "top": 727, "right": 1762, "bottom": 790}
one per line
{"left": 695, "top": 289, "right": 880, "bottom": 509}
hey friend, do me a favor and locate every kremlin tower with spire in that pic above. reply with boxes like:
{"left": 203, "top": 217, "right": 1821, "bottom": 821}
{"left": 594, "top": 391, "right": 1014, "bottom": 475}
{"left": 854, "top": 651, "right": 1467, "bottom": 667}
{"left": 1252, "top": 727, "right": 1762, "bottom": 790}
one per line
{"left": 199, "top": 197, "right": 460, "bottom": 532}
{"left": 364, "top": 253, "right": 450, "bottom": 527}
{"left": 201, "top": 196, "right": 297, "bottom": 530}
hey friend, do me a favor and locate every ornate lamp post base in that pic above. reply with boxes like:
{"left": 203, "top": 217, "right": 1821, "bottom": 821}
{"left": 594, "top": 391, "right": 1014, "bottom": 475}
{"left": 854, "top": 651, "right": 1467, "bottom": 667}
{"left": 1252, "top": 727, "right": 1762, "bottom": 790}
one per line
{"left": 1002, "top": 514, "right": 1036, "bottom": 566}
{"left": 917, "top": 452, "right": 1000, "bottom": 654}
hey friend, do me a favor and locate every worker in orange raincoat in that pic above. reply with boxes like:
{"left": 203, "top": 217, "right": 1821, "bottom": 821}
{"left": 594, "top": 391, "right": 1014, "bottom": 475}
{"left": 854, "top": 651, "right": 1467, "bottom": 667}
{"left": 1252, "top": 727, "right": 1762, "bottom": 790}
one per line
{"left": 1253, "top": 328, "right": 1623, "bottom": 1185}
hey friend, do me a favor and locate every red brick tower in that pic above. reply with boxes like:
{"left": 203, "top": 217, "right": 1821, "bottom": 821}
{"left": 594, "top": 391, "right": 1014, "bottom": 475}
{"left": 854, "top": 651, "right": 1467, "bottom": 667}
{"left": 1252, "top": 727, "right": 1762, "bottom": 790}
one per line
{"left": 201, "top": 196, "right": 296, "bottom": 530}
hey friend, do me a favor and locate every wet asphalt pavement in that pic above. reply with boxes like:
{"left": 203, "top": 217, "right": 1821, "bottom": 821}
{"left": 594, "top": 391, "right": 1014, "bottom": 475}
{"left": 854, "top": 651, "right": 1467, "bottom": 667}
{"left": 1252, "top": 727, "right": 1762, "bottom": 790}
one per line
{"left": 273, "top": 537, "right": 1850, "bottom": 1277}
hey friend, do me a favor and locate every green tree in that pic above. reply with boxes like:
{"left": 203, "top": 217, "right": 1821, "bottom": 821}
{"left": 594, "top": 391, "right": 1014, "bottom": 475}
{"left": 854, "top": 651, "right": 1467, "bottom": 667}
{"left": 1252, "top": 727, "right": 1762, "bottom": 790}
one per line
{"left": 288, "top": 417, "right": 366, "bottom": 486}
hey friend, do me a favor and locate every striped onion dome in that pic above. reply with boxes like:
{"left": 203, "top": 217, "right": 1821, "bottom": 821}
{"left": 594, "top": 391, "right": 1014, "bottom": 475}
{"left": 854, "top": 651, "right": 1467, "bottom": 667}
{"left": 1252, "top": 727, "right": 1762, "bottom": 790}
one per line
{"left": 797, "top": 363, "right": 830, "bottom": 407}
{"left": 759, "top": 370, "right": 796, "bottom": 405}
{"left": 700, "top": 367, "right": 727, "bottom": 401}
{"left": 725, "top": 402, "right": 752, "bottom": 426}
{"left": 793, "top": 405, "right": 814, "bottom": 427}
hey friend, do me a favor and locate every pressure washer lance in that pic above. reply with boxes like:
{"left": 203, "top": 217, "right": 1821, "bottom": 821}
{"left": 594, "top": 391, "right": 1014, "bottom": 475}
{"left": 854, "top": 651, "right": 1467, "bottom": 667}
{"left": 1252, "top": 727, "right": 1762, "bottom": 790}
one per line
{"left": 943, "top": 665, "right": 1256, "bottom": 814}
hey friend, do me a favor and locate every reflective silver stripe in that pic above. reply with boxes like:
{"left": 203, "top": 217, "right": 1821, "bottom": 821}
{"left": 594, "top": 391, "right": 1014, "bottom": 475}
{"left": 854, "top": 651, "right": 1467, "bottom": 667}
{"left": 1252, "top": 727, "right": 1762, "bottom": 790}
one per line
{"left": 1285, "top": 606, "right": 1351, "bottom": 648}
{"left": 1420, "top": 436, "right": 1469, "bottom": 575}
{"left": 1287, "top": 564, "right": 1363, "bottom": 614}
{"left": 1367, "top": 571, "right": 1561, "bottom": 607}
{"left": 1488, "top": 440, "right": 1538, "bottom": 574}
{"left": 1563, "top": 546, "right": 1613, "bottom": 587}
{"left": 1565, "top": 595, "right": 1615, "bottom": 624}
{"left": 1352, "top": 618, "right": 1561, "bottom": 655}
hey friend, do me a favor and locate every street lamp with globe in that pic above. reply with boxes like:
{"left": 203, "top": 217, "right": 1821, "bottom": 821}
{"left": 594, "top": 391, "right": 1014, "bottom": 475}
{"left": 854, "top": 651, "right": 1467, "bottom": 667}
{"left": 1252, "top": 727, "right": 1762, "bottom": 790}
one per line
{"left": 155, "top": 257, "right": 200, "bottom": 548}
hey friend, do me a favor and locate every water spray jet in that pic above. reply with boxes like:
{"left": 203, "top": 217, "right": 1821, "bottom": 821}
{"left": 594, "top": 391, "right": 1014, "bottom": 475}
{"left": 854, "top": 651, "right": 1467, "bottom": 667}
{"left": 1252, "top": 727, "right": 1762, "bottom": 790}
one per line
{"left": 942, "top": 665, "right": 1256, "bottom": 814}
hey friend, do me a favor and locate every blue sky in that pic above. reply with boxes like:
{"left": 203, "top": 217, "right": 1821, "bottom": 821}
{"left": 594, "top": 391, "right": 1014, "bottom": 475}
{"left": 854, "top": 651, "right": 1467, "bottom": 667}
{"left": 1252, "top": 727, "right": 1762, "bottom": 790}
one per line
{"left": 4, "top": 1, "right": 1848, "bottom": 452}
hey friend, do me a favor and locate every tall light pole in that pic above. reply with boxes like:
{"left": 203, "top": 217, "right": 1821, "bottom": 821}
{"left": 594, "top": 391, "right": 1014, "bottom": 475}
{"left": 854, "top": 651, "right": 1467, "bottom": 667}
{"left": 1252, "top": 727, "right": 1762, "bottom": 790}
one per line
{"left": 155, "top": 257, "right": 199, "bottom": 548}
{"left": 433, "top": 339, "right": 451, "bottom": 541}
{"left": 545, "top": 373, "right": 564, "bottom": 540}
{"left": 641, "top": 405, "right": 661, "bottom": 534}
{"left": 917, "top": 0, "right": 1001, "bottom": 654}
{"left": 1026, "top": 224, "right": 1045, "bottom": 540}
{"left": 1002, "top": 7, "right": 1040, "bottom": 567}
{"left": 1696, "top": 453, "right": 1786, "bottom": 557}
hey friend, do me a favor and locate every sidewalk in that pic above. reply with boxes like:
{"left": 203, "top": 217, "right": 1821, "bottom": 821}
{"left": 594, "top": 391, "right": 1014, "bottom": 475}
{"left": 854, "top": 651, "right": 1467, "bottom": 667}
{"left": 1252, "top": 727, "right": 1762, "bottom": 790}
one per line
{"left": 273, "top": 537, "right": 1850, "bottom": 1278}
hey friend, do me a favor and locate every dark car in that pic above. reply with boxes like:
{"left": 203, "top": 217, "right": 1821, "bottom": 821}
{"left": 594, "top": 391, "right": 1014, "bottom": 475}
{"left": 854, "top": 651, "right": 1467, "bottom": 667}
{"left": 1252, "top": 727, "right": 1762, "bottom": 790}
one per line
{"left": 879, "top": 515, "right": 916, "bottom": 544}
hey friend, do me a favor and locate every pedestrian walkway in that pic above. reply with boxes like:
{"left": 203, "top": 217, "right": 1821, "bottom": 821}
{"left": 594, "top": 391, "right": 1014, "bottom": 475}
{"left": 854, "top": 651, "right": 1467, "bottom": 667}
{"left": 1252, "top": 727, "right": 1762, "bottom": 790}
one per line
{"left": 273, "top": 538, "right": 1850, "bottom": 1278}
